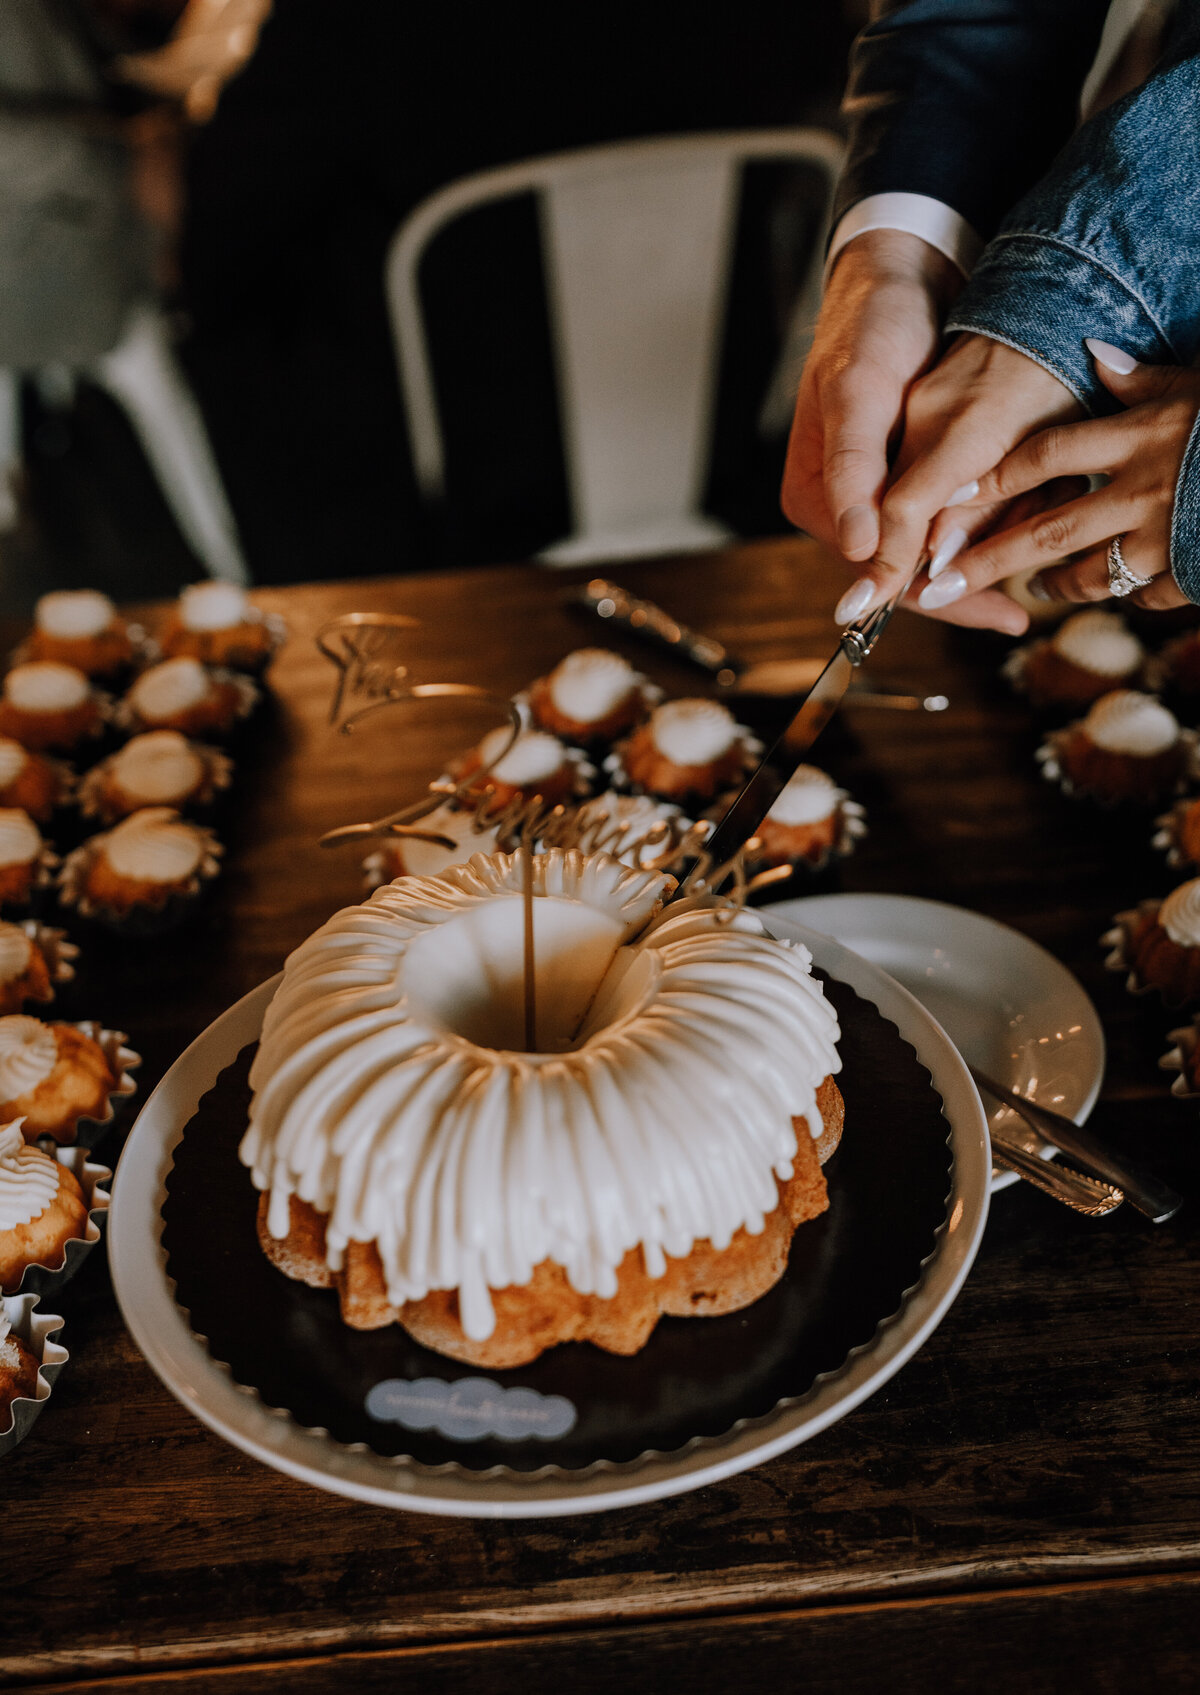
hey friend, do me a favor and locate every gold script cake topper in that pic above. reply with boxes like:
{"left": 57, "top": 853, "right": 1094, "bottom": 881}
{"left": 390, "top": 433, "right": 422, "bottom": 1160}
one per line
{"left": 315, "top": 613, "right": 790, "bottom": 915}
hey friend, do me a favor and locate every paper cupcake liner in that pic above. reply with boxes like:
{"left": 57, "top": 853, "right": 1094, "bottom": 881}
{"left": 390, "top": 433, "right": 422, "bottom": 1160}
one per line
{"left": 10, "top": 621, "right": 158, "bottom": 685}
{"left": 1158, "top": 1017, "right": 1200, "bottom": 1099}
{"left": 0, "top": 919, "right": 80, "bottom": 1015}
{"left": 45, "top": 1022, "right": 141, "bottom": 1149}
{"left": 516, "top": 672, "right": 663, "bottom": 752}
{"left": 7, "top": 1145, "right": 111, "bottom": 1299}
{"left": 746, "top": 796, "right": 868, "bottom": 877}
{"left": 602, "top": 724, "right": 763, "bottom": 805}
{"left": 1037, "top": 725, "right": 1200, "bottom": 808}
{"left": 77, "top": 740, "right": 234, "bottom": 825}
{"left": 1099, "top": 901, "right": 1198, "bottom": 1006}
{"left": 0, "top": 1294, "right": 67, "bottom": 1457}
{"left": 57, "top": 824, "right": 223, "bottom": 933}
{"left": 113, "top": 667, "right": 260, "bottom": 742}
{"left": 0, "top": 840, "right": 61, "bottom": 920}
{"left": 158, "top": 609, "right": 287, "bottom": 678}
{"left": 1151, "top": 798, "right": 1200, "bottom": 871}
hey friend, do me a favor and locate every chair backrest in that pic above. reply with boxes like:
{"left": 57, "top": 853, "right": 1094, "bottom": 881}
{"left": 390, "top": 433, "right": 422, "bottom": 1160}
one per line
{"left": 385, "top": 129, "right": 843, "bottom": 565}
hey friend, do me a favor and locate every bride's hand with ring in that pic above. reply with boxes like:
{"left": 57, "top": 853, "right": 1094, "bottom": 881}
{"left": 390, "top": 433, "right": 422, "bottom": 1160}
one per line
{"left": 920, "top": 342, "right": 1200, "bottom": 613}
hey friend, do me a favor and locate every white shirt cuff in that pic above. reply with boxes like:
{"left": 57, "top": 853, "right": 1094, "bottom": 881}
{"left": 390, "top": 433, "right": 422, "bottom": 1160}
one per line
{"left": 825, "top": 193, "right": 984, "bottom": 287}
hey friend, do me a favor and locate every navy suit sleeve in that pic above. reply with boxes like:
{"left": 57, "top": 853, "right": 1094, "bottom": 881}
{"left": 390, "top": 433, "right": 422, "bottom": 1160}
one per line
{"left": 836, "top": 0, "right": 1111, "bottom": 239}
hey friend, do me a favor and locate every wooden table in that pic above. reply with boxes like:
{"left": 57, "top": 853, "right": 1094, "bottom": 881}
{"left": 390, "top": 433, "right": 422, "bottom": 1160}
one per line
{"left": 10, "top": 540, "right": 1198, "bottom": 1693}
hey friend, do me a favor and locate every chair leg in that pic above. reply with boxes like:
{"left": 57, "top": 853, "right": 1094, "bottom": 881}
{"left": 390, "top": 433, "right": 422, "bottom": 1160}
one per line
{"left": 0, "top": 371, "right": 21, "bottom": 532}
{"left": 93, "top": 304, "right": 249, "bottom": 584}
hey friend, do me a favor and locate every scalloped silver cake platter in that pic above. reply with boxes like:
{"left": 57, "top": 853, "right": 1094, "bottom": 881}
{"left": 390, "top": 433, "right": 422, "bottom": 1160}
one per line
{"left": 108, "top": 923, "right": 990, "bottom": 1518}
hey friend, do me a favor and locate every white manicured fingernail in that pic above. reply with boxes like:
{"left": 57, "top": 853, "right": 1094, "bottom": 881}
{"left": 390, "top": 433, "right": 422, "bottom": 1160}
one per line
{"left": 946, "top": 481, "right": 979, "bottom": 507}
{"left": 1085, "top": 338, "right": 1139, "bottom": 375}
{"left": 928, "top": 527, "right": 968, "bottom": 580}
{"left": 1025, "top": 573, "right": 1056, "bottom": 603}
{"left": 918, "top": 568, "right": 968, "bottom": 610}
{"left": 834, "top": 578, "right": 878, "bottom": 624}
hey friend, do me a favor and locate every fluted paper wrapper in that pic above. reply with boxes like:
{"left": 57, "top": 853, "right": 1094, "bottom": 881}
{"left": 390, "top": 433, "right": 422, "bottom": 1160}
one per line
{"left": 9, "top": 1146, "right": 112, "bottom": 1299}
{"left": 57, "top": 826, "right": 223, "bottom": 934}
{"left": 78, "top": 740, "right": 234, "bottom": 825}
{"left": 0, "top": 1293, "right": 66, "bottom": 1457}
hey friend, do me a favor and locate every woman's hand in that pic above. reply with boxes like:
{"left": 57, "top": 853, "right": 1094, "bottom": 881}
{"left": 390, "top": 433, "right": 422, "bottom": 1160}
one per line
{"left": 921, "top": 344, "right": 1200, "bottom": 614}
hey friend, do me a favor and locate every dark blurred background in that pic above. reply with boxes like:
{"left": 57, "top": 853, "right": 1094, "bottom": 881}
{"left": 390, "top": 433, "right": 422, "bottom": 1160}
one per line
{"left": 0, "top": 0, "right": 863, "bottom": 611}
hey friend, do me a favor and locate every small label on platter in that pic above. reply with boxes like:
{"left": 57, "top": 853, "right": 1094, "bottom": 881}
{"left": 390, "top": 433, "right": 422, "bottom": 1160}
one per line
{"left": 365, "top": 1375, "right": 577, "bottom": 1442}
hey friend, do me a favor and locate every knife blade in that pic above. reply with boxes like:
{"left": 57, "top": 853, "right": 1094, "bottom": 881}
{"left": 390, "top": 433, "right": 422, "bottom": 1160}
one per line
{"left": 674, "top": 570, "right": 920, "bottom": 896}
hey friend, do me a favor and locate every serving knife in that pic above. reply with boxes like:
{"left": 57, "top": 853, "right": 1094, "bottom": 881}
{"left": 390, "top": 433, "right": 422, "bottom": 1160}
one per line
{"left": 572, "top": 577, "right": 948, "bottom": 710}
{"left": 676, "top": 570, "right": 920, "bottom": 895}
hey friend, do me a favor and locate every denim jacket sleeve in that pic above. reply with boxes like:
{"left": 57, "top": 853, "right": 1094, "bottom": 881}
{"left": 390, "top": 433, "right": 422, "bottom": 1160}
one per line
{"left": 836, "top": 0, "right": 1110, "bottom": 240}
{"left": 944, "top": 8, "right": 1200, "bottom": 600}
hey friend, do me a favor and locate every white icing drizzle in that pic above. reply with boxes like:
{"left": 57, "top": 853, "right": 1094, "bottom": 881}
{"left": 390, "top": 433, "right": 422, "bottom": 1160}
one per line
{"left": 5, "top": 663, "right": 89, "bottom": 713}
{"left": 129, "top": 657, "right": 211, "bottom": 721}
{"left": 1083, "top": 690, "right": 1178, "bottom": 756}
{"left": 767, "top": 765, "right": 841, "bottom": 827}
{"left": 241, "top": 849, "right": 842, "bottom": 1342}
{"left": 547, "top": 649, "right": 637, "bottom": 722}
{"left": 1160, "top": 879, "right": 1200, "bottom": 947}
{"left": 35, "top": 590, "right": 115, "bottom": 640}
{"left": 1053, "top": 609, "right": 1143, "bottom": 676}
{"left": 0, "top": 925, "right": 33, "bottom": 983}
{"left": 649, "top": 699, "right": 737, "bottom": 766}
{"left": 0, "top": 810, "right": 41, "bottom": 868}
{"left": 102, "top": 807, "right": 204, "bottom": 883}
{"left": 383, "top": 802, "right": 499, "bottom": 880}
{"left": 0, "top": 1118, "right": 58, "bottom": 1230}
{"left": 109, "top": 732, "right": 203, "bottom": 803}
{"left": 0, "top": 741, "right": 27, "bottom": 788}
{"left": 0, "top": 1017, "right": 58, "bottom": 1102}
{"left": 476, "top": 726, "right": 567, "bottom": 787}
{"left": 179, "top": 581, "right": 250, "bottom": 632}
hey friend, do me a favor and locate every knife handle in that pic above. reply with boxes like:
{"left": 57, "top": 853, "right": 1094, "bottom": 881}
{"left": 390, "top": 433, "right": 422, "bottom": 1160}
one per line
{"left": 571, "top": 579, "right": 733, "bottom": 682}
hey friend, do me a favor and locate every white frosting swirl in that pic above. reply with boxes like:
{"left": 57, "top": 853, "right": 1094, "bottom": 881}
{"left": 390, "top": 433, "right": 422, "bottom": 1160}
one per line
{"left": 1082, "top": 690, "right": 1178, "bottom": 756}
{"left": 649, "top": 699, "right": 737, "bottom": 766}
{"left": 1160, "top": 879, "right": 1200, "bottom": 947}
{"left": 0, "top": 741, "right": 27, "bottom": 788}
{"left": 547, "top": 649, "right": 637, "bottom": 722}
{"left": 0, "top": 925, "right": 33, "bottom": 983}
{"left": 0, "top": 1017, "right": 58, "bottom": 1102}
{"left": 382, "top": 802, "right": 499, "bottom": 880}
{"left": 242, "top": 849, "right": 842, "bottom": 1342}
{"left": 5, "top": 662, "right": 89, "bottom": 713}
{"left": 35, "top": 590, "right": 116, "bottom": 641}
{"left": 179, "top": 581, "right": 250, "bottom": 632}
{"left": 0, "top": 810, "right": 41, "bottom": 868}
{"left": 129, "top": 657, "right": 212, "bottom": 721}
{"left": 108, "top": 732, "right": 204, "bottom": 803}
{"left": 1053, "top": 609, "right": 1143, "bottom": 677}
{"left": 571, "top": 793, "right": 689, "bottom": 869}
{"left": 767, "top": 766, "right": 841, "bottom": 827}
{"left": 0, "top": 1118, "right": 59, "bottom": 1230}
{"left": 476, "top": 726, "right": 567, "bottom": 787}
{"left": 102, "top": 807, "right": 204, "bottom": 884}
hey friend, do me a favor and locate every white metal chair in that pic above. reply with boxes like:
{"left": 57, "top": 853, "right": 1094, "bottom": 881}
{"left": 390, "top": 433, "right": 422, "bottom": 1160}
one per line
{"left": 386, "top": 128, "right": 843, "bottom": 567}
{"left": 0, "top": 302, "right": 250, "bottom": 585}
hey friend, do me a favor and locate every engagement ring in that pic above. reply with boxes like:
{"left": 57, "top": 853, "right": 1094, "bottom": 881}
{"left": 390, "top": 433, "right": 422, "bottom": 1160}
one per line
{"left": 1106, "top": 535, "right": 1155, "bottom": 598}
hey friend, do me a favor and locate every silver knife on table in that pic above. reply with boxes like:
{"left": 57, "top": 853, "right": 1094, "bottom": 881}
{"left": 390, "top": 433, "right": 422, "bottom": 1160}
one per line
{"left": 571, "top": 577, "right": 948, "bottom": 710}
{"left": 675, "top": 571, "right": 919, "bottom": 897}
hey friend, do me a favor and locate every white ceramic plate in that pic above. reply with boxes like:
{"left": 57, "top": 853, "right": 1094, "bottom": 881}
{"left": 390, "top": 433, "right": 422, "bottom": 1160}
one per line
{"left": 109, "top": 924, "right": 990, "bottom": 1519}
{"left": 771, "top": 894, "right": 1106, "bottom": 1193}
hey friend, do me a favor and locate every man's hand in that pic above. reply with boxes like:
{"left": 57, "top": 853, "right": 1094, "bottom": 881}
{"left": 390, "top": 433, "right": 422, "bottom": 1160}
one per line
{"left": 834, "top": 333, "right": 1084, "bottom": 630}
{"left": 781, "top": 229, "right": 962, "bottom": 564}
